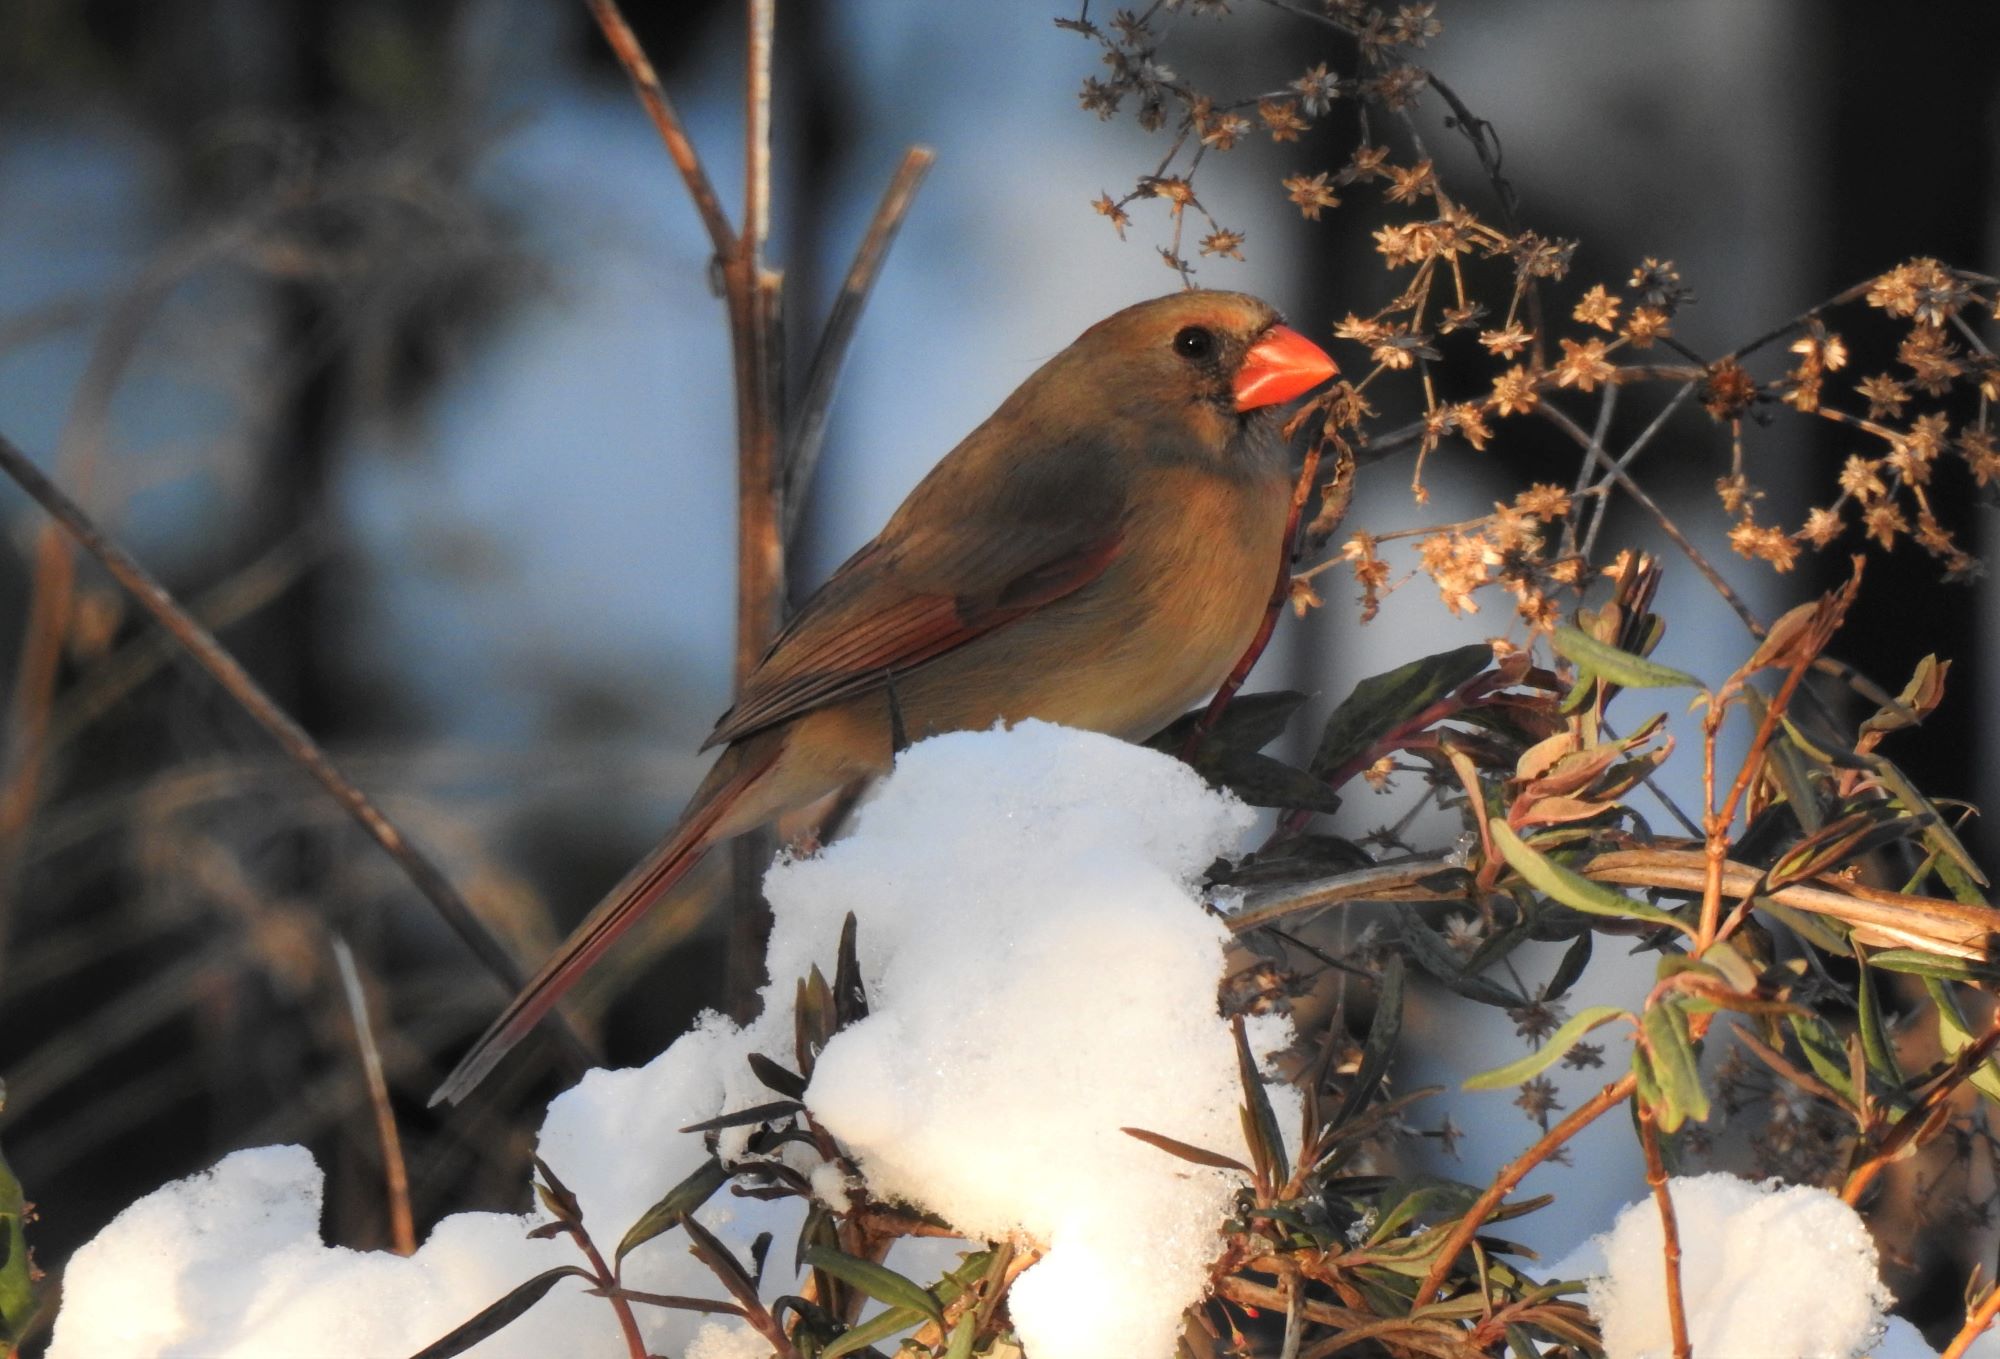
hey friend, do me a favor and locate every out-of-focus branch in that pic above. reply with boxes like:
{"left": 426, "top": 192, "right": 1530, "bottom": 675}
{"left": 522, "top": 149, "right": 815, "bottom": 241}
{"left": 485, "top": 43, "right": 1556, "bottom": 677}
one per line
{"left": 331, "top": 937, "right": 415, "bottom": 1256}
{"left": 0, "top": 428, "right": 589, "bottom": 1065}
{"left": 582, "top": 0, "right": 737, "bottom": 259}
{"left": 782, "top": 146, "right": 936, "bottom": 544}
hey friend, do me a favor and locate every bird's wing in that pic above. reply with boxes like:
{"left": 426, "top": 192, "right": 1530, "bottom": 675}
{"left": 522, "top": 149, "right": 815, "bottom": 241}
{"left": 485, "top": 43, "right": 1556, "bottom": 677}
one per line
{"left": 702, "top": 521, "right": 1124, "bottom": 749}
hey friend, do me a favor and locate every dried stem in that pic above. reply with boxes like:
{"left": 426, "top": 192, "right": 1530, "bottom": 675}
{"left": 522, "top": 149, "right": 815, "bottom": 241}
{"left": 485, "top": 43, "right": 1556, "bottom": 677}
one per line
{"left": 1224, "top": 857, "right": 1463, "bottom": 933}
{"left": 1539, "top": 400, "right": 1764, "bottom": 636}
{"left": 1412, "top": 1072, "right": 1638, "bottom": 1308}
{"left": 1943, "top": 1279, "right": 2000, "bottom": 1359}
{"left": 1637, "top": 1109, "right": 1690, "bottom": 1359}
{"left": 331, "top": 936, "right": 414, "bottom": 1256}
{"left": 582, "top": 0, "right": 737, "bottom": 258}
{"left": 781, "top": 146, "right": 937, "bottom": 543}
{"left": 1844, "top": 1007, "right": 2000, "bottom": 1206}
{"left": 0, "top": 428, "right": 588, "bottom": 1063}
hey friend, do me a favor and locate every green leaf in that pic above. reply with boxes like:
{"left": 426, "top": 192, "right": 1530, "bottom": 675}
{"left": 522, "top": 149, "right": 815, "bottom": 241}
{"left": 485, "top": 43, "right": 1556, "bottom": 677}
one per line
{"left": 1489, "top": 820, "right": 1692, "bottom": 936}
{"left": 1869, "top": 950, "right": 2000, "bottom": 984}
{"left": 819, "top": 1301, "right": 930, "bottom": 1358}
{"left": 1551, "top": 625, "right": 1703, "bottom": 691}
{"left": 943, "top": 1312, "right": 979, "bottom": 1359}
{"left": 1542, "top": 931, "right": 1594, "bottom": 1004}
{"left": 1786, "top": 1013, "right": 1859, "bottom": 1104}
{"left": 1853, "top": 949, "right": 1904, "bottom": 1088}
{"left": 1641, "top": 1002, "right": 1709, "bottom": 1132}
{"left": 1149, "top": 689, "right": 1309, "bottom": 756}
{"left": 1398, "top": 912, "right": 1525, "bottom": 1007}
{"left": 1868, "top": 756, "right": 1988, "bottom": 888}
{"left": 1924, "top": 977, "right": 2000, "bottom": 1104}
{"left": 1234, "top": 1014, "right": 1290, "bottom": 1189}
{"left": 802, "top": 1246, "right": 945, "bottom": 1330}
{"left": 1121, "top": 1126, "right": 1252, "bottom": 1174}
{"left": 1313, "top": 645, "right": 1494, "bottom": 779}
{"left": 616, "top": 1156, "right": 730, "bottom": 1266}
{"left": 1333, "top": 955, "right": 1405, "bottom": 1126}
{"left": 1198, "top": 748, "right": 1344, "bottom": 814}
{"left": 0, "top": 1144, "right": 33, "bottom": 1347}
{"left": 407, "top": 1267, "right": 592, "bottom": 1359}
{"left": 1464, "top": 1007, "right": 1627, "bottom": 1090}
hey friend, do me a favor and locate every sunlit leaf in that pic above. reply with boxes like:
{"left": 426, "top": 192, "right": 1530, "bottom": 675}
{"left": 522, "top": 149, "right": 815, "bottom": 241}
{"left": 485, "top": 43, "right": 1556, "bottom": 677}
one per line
{"left": 803, "top": 1245, "right": 945, "bottom": 1329}
{"left": 1464, "top": 1007, "right": 1627, "bottom": 1090}
{"left": 1551, "top": 625, "right": 1702, "bottom": 691}
{"left": 1489, "top": 819, "right": 1691, "bottom": 936}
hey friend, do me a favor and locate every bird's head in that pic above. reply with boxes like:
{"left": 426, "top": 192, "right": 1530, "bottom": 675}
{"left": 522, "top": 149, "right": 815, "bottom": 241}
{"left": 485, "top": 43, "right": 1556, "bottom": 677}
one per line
{"left": 1054, "top": 290, "right": 1337, "bottom": 470}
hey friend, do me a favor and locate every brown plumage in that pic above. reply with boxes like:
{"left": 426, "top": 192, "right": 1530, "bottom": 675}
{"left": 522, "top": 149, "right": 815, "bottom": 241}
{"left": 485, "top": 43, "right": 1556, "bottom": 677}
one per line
{"left": 432, "top": 290, "right": 1336, "bottom": 1105}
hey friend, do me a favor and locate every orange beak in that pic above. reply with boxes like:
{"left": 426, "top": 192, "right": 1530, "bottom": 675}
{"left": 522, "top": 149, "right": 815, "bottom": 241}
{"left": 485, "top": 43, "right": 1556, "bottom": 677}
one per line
{"left": 1233, "top": 324, "right": 1338, "bottom": 411}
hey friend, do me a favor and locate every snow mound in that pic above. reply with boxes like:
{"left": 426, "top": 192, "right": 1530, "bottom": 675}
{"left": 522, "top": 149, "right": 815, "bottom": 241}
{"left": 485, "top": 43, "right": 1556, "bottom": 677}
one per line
{"left": 1554, "top": 1172, "right": 1893, "bottom": 1359}
{"left": 53, "top": 722, "right": 1281, "bottom": 1359}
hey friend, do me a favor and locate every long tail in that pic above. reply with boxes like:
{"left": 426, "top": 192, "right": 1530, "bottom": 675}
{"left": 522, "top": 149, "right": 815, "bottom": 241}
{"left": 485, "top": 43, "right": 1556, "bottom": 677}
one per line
{"left": 429, "top": 744, "right": 777, "bottom": 1106}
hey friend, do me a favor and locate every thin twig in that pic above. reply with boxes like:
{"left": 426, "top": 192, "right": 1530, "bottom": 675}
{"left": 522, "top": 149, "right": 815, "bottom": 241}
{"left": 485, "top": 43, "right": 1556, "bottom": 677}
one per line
{"left": 781, "top": 146, "right": 937, "bottom": 543}
{"left": 331, "top": 936, "right": 415, "bottom": 1255}
{"left": 1412, "top": 1073, "right": 1638, "bottom": 1308}
{"left": 583, "top": 0, "right": 737, "bottom": 259}
{"left": 1844, "top": 1007, "right": 2000, "bottom": 1206}
{"left": 45, "top": 522, "right": 322, "bottom": 750}
{"left": 0, "top": 429, "right": 588, "bottom": 1061}
{"left": 1579, "top": 382, "right": 1699, "bottom": 561}
{"left": 1943, "top": 1278, "right": 2000, "bottom": 1359}
{"left": 1538, "top": 400, "right": 1765, "bottom": 636}
{"left": 1637, "top": 1108, "right": 1690, "bottom": 1359}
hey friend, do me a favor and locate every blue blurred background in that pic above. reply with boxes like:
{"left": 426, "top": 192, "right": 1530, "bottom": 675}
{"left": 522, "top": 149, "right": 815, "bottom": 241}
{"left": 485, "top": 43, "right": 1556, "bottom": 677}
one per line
{"left": 0, "top": 0, "right": 1996, "bottom": 1346}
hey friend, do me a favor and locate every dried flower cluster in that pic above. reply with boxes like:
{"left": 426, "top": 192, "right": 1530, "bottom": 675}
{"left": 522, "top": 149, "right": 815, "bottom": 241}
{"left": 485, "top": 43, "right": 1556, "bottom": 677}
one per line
{"left": 1062, "top": 2, "right": 2000, "bottom": 632}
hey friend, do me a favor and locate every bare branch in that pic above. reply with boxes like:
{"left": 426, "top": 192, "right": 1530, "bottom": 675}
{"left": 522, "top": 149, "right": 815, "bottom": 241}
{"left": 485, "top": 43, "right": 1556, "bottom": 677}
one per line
{"left": 782, "top": 146, "right": 937, "bottom": 544}
{"left": 0, "top": 428, "right": 588, "bottom": 1064}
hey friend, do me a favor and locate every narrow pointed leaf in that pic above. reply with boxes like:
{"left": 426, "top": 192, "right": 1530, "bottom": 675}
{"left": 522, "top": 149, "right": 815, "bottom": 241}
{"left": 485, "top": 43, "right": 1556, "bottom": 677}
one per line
{"left": 617, "top": 1156, "right": 730, "bottom": 1265}
{"left": 1490, "top": 819, "right": 1692, "bottom": 936}
{"left": 1333, "top": 955, "right": 1405, "bottom": 1126}
{"left": 1551, "top": 626, "right": 1702, "bottom": 690}
{"left": 407, "top": 1267, "right": 591, "bottom": 1359}
{"left": 1543, "top": 931, "right": 1594, "bottom": 1003}
{"left": 1313, "top": 645, "right": 1494, "bottom": 778}
{"left": 1399, "top": 912, "right": 1527, "bottom": 1007}
{"left": 1923, "top": 977, "right": 2000, "bottom": 1103}
{"left": 1853, "top": 951, "right": 1904, "bottom": 1088}
{"left": 1464, "top": 1007, "right": 1627, "bottom": 1090}
{"left": 833, "top": 912, "right": 869, "bottom": 1026}
{"left": 803, "top": 1245, "right": 945, "bottom": 1328}
{"left": 1641, "top": 1003, "right": 1708, "bottom": 1131}
{"left": 1233, "top": 1014, "right": 1289, "bottom": 1188}
{"left": 747, "top": 1052, "right": 808, "bottom": 1100}
{"left": 684, "top": 1216, "right": 761, "bottom": 1312}
{"left": 1122, "top": 1126, "right": 1253, "bottom": 1174}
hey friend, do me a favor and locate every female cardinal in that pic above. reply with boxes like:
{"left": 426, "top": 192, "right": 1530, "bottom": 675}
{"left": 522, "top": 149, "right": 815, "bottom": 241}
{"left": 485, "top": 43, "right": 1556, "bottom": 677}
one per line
{"left": 433, "top": 290, "right": 1335, "bottom": 1104}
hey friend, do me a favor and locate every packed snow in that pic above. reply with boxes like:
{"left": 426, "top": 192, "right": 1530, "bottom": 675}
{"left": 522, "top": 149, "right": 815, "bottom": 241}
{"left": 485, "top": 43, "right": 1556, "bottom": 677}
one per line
{"left": 1553, "top": 1172, "right": 1897, "bottom": 1359}
{"left": 52, "top": 721, "right": 1288, "bottom": 1359}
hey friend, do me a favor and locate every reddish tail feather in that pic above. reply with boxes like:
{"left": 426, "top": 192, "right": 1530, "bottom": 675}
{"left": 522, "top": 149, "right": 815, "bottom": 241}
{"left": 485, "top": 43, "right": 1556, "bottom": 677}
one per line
{"left": 429, "top": 749, "right": 773, "bottom": 1106}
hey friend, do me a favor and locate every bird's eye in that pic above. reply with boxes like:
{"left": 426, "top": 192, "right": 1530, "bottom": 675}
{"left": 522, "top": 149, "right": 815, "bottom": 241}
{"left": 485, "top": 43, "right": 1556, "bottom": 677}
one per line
{"left": 1173, "top": 326, "right": 1216, "bottom": 361}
